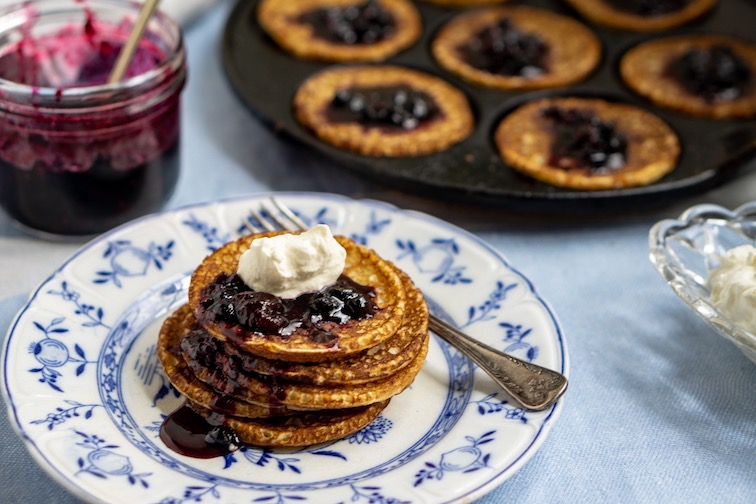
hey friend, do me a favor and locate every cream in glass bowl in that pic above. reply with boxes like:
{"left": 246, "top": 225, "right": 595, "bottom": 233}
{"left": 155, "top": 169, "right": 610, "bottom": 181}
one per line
{"left": 649, "top": 201, "right": 756, "bottom": 364}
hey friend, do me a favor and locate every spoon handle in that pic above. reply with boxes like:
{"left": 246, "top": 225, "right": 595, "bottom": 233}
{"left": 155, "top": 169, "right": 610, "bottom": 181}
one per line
{"left": 109, "top": 0, "right": 162, "bottom": 83}
{"left": 428, "top": 316, "right": 568, "bottom": 411}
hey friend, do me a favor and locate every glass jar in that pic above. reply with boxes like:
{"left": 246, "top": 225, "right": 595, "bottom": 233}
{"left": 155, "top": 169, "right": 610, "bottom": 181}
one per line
{"left": 0, "top": 0, "right": 186, "bottom": 238}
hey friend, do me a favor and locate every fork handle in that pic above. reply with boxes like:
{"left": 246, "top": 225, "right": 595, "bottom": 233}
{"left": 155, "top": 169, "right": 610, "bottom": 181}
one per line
{"left": 428, "top": 316, "right": 568, "bottom": 411}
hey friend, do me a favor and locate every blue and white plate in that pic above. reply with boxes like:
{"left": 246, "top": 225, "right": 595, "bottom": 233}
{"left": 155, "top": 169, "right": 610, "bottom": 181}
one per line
{"left": 2, "top": 193, "right": 568, "bottom": 503}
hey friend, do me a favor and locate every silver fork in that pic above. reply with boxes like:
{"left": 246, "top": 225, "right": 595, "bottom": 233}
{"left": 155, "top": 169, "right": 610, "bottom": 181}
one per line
{"left": 243, "top": 198, "right": 568, "bottom": 411}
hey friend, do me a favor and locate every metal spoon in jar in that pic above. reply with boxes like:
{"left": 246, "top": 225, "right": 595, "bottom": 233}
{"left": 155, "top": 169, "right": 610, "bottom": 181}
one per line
{"left": 108, "top": 0, "right": 162, "bottom": 83}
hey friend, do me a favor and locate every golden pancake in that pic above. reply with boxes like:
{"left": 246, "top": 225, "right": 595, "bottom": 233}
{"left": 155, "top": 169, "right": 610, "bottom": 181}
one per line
{"left": 257, "top": 0, "right": 422, "bottom": 63}
{"left": 160, "top": 226, "right": 430, "bottom": 451}
{"left": 189, "top": 399, "right": 390, "bottom": 448}
{"left": 158, "top": 304, "right": 309, "bottom": 418}
{"left": 420, "top": 0, "right": 508, "bottom": 5}
{"left": 188, "top": 231, "right": 408, "bottom": 362}
{"left": 431, "top": 6, "right": 601, "bottom": 91}
{"left": 185, "top": 329, "right": 429, "bottom": 410}
{"left": 563, "top": 0, "right": 716, "bottom": 32}
{"left": 494, "top": 97, "right": 680, "bottom": 190}
{"left": 620, "top": 34, "right": 756, "bottom": 119}
{"left": 220, "top": 269, "right": 428, "bottom": 385}
{"left": 293, "top": 65, "right": 475, "bottom": 157}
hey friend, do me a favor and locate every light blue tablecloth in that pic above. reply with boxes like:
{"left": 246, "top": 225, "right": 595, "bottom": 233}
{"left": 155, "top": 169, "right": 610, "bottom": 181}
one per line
{"left": 1, "top": 2, "right": 754, "bottom": 503}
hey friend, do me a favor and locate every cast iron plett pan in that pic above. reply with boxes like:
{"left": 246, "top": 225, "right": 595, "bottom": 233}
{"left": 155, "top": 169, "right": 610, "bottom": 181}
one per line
{"left": 221, "top": 0, "right": 756, "bottom": 212}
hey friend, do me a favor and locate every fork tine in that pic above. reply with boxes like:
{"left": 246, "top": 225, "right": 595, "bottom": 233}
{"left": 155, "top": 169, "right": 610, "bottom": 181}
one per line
{"left": 270, "top": 198, "right": 308, "bottom": 232}
{"left": 245, "top": 198, "right": 311, "bottom": 236}
{"left": 242, "top": 215, "right": 265, "bottom": 234}
{"left": 259, "top": 199, "right": 297, "bottom": 232}
{"left": 248, "top": 207, "right": 277, "bottom": 232}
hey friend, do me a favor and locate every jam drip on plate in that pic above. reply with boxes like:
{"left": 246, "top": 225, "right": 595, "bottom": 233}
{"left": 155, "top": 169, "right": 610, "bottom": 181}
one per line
{"left": 160, "top": 403, "right": 241, "bottom": 459}
{"left": 328, "top": 85, "right": 438, "bottom": 130}
{"left": 667, "top": 45, "right": 752, "bottom": 103}
{"left": 198, "top": 272, "right": 378, "bottom": 343}
{"left": 298, "top": 0, "right": 396, "bottom": 45}
{"left": 605, "top": 0, "right": 690, "bottom": 16}
{"left": 458, "top": 18, "right": 548, "bottom": 78}
{"left": 542, "top": 106, "right": 627, "bottom": 172}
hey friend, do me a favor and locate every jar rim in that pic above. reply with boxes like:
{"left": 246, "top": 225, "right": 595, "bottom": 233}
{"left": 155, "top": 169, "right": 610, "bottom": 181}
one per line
{"left": 0, "top": 0, "right": 185, "bottom": 107}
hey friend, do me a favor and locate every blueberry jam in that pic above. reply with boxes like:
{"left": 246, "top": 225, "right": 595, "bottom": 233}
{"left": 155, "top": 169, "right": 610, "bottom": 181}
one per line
{"left": 0, "top": 13, "right": 162, "bottom": 88}
{"left": 0, "top": 6, "right": 185, "bottom": 237}
{"left": 198, "top": 272, "right": 378, "bottom": 343}
{"left": 298, "top": 0, "right": 395, "bottom": 45}
{"left": 181, "top": 329, "right": 289, "bottom": 410}
{"left": 160, "top": 403, "right": 242, "bottom": 459}
{"left": 667, "top": 45, "right": 752, "bottom": 102}
{"left": 606, "top": 0, "right": 690, "bottom": 16}
{"left": 185, "top": 328, "right": 295, "bottom": 387}
{"left": 541, "top": 106, "right": 627, "bottom": 172}
{"left": 0, "top": 134, "right": 180, "bottom": 236}
{"left": 458, "top": 18, "right": 548, "bottom": 77}
{"left": 328, "top": 85, "right": 438, "bottom": 130}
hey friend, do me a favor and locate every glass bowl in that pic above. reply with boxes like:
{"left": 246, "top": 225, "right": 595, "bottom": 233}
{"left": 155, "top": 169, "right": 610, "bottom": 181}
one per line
{"left": 649, "top": 201, "right": 756, "bottom": 364}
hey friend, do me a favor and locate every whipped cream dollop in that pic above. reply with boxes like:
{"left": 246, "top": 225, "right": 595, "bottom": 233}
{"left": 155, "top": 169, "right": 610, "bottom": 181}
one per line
{"left": 707, "top": 244, "right": 756, "bottom": 334}
{"left": 236, "top": 224, "right": 347, "bottom": 299}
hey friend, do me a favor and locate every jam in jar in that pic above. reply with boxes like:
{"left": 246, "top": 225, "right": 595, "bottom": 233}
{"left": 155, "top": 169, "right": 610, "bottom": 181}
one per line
{"left": 0, "top": 0, "right": 186, "bottom": 238}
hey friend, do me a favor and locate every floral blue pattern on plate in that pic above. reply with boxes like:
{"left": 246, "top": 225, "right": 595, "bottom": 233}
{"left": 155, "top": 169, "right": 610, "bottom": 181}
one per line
{"left": 2, "top": 192, "right": 568, "bottom": 503}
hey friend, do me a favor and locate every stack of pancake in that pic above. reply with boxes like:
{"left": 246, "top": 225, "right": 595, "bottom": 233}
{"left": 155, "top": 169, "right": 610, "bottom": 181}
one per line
{"left": 157, "top": 231, "right": 429, "bottom": 448}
